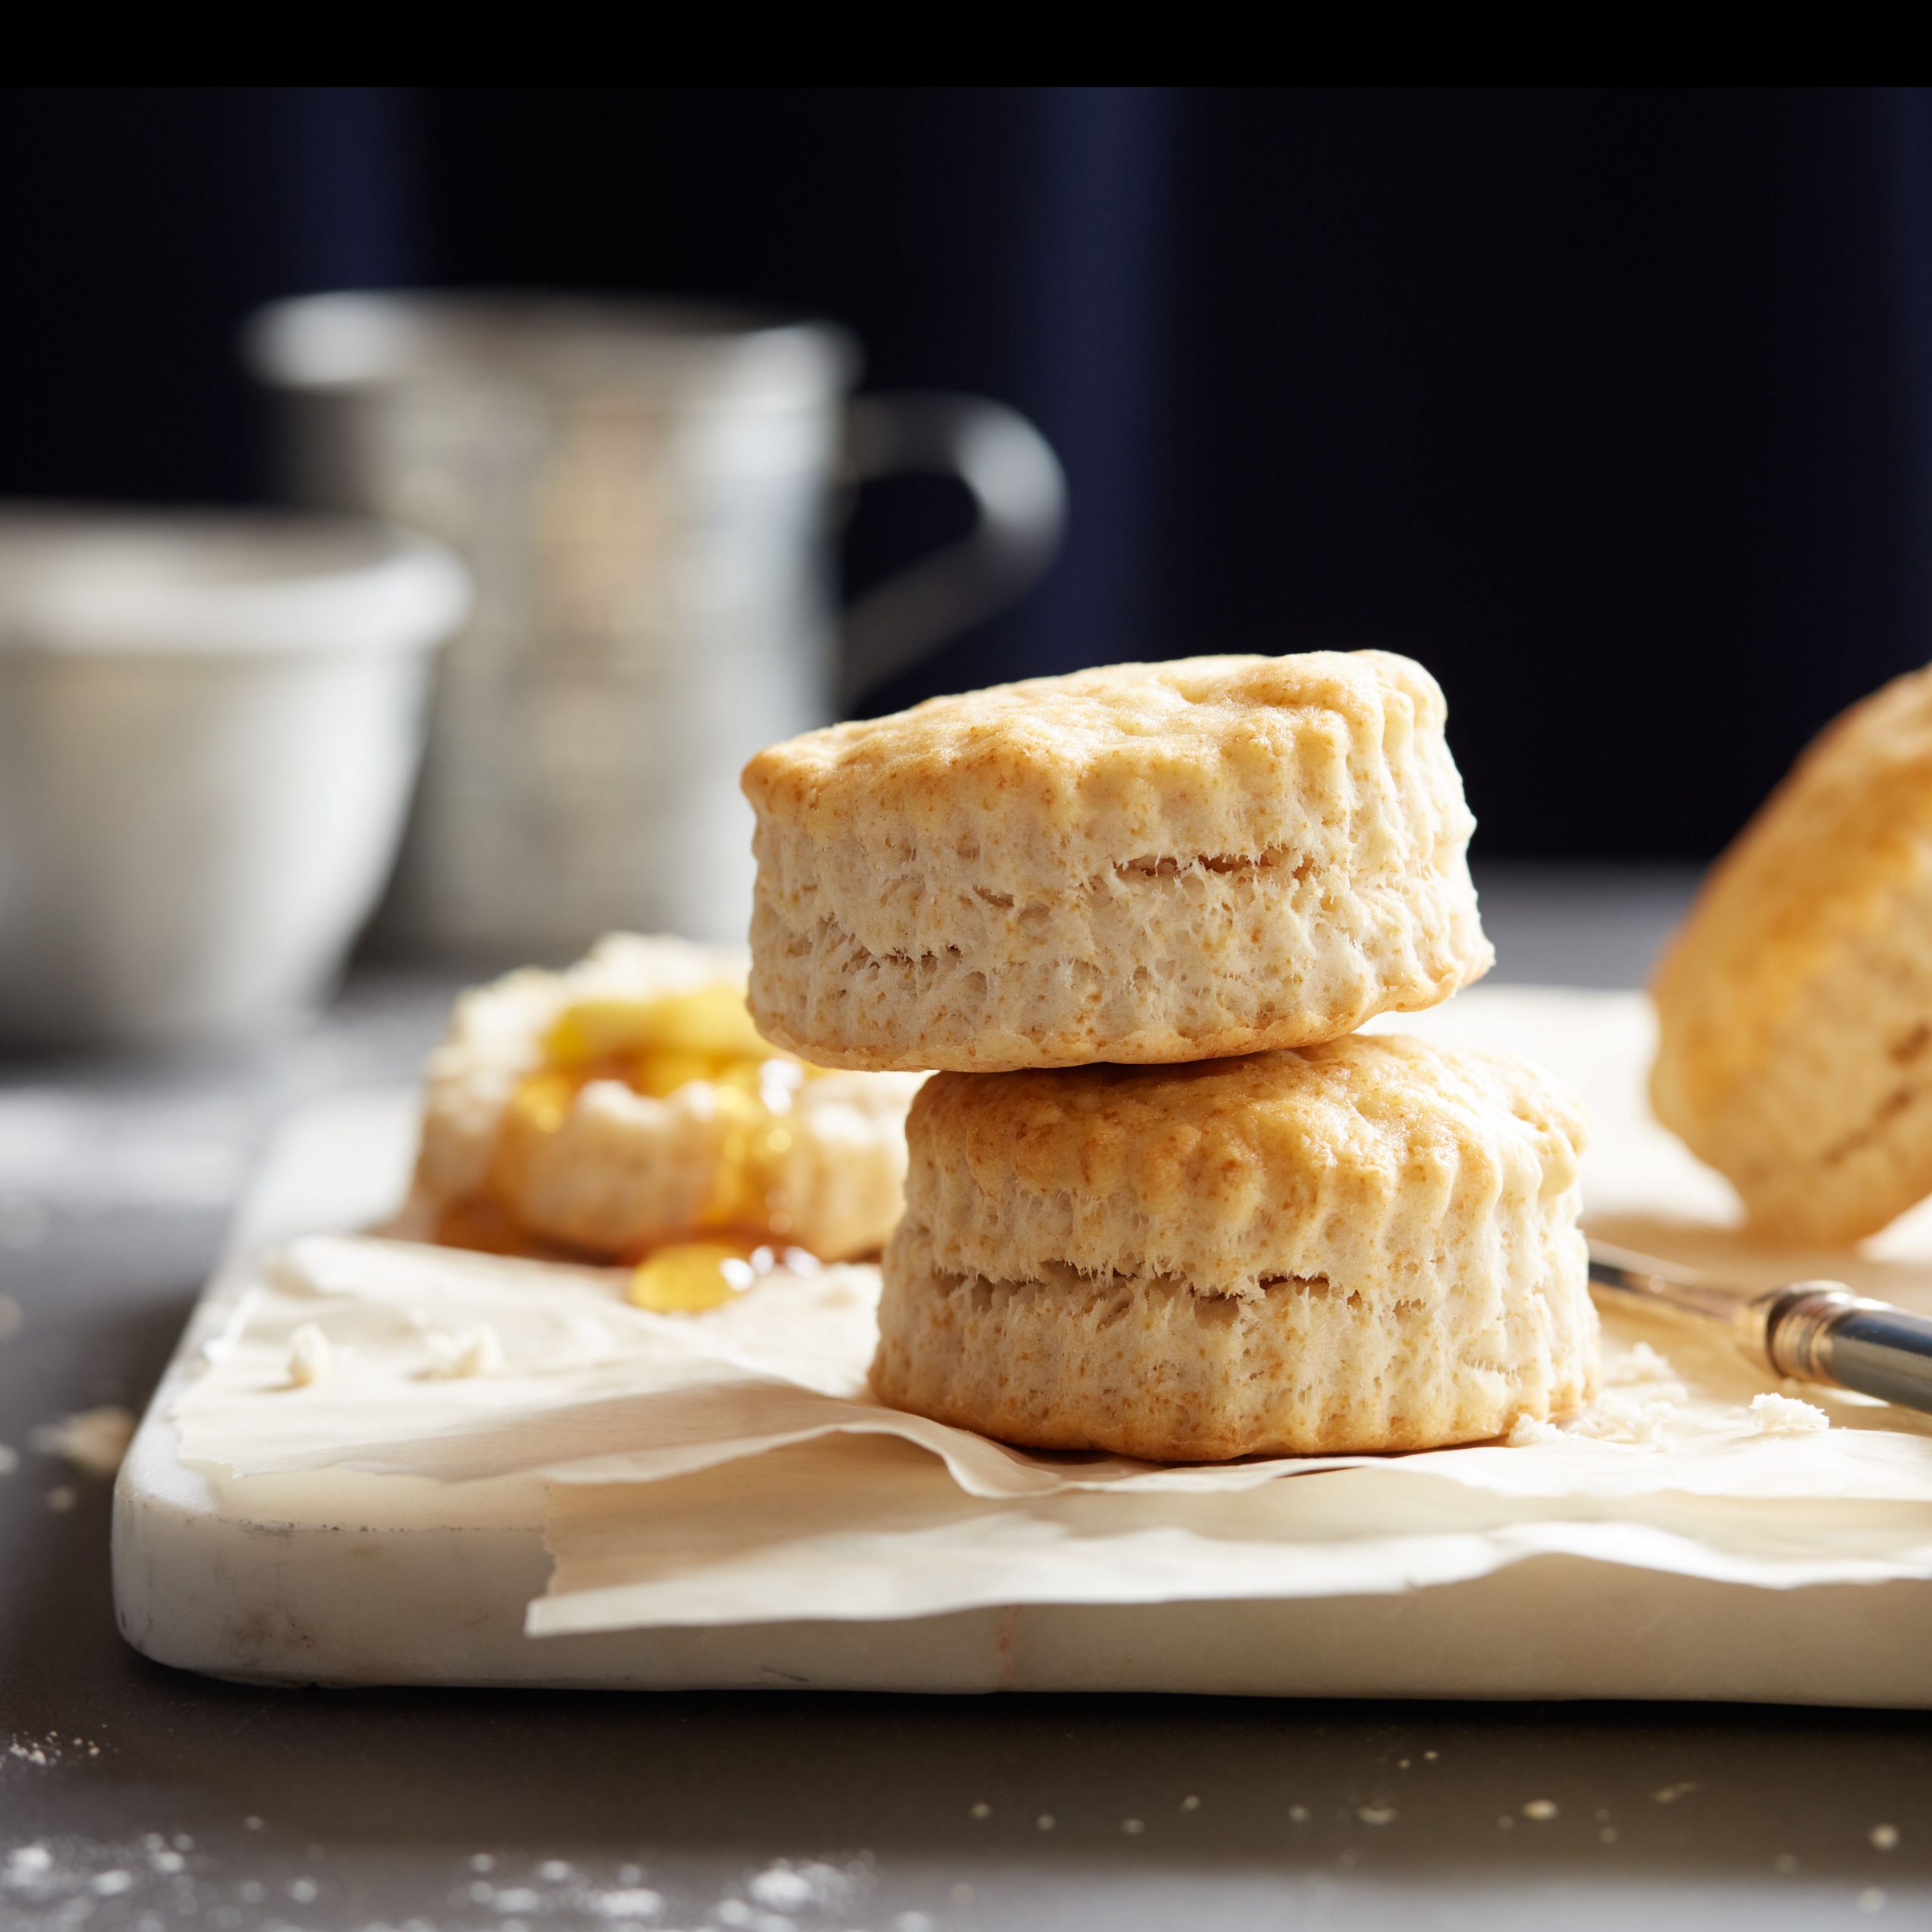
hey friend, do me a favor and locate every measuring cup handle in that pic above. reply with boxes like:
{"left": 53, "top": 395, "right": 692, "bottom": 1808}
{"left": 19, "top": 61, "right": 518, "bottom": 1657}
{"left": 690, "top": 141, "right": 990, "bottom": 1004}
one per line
{"left": 838, "top": 393, "right": 1066, "bottom": 703}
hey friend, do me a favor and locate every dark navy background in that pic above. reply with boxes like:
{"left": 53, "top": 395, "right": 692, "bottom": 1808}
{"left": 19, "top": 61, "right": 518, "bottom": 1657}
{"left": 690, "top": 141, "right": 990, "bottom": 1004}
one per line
{"left": 6, "top": 85, "right": 1931, "bottom": 859}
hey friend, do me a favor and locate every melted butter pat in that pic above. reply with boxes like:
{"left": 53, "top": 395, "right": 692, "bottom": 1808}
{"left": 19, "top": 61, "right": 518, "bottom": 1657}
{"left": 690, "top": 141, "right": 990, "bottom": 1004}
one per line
{"left": 542, "top": 984, "right": 768, "bottom": 1069}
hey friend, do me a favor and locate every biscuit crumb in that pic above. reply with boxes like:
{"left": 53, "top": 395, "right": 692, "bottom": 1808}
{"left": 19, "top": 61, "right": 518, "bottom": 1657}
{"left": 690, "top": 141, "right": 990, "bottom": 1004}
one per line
{"left": 287, "top": 1324, "right": 333, "bottom": 1388}
{"left": 1652, "top": 1783, "right": 1700, "bottom": 1804}
{"left": 1506, "top": 1414, "right": 1564, "bottom": 1447}
{"left": 426, "top": 1324, "right": 504, "bottom": 1379}
{"left": 1522, "top": 1800, "right": 1558, "bottom": 1821}
{"left": 29, "top": 1405, "right": 136, "bottom": 1476}
{"left": 1571, "top": 1393, "right": 1676, "bottom": 1445}
{"left": 1872, "top": 1823, "right": 1900, "bottom": 1850}
{"left": 1358, "top": 1807, "right": 1397, "bottom": 1826}
{"left": 970, "top": 1802, "right": 990, "bottom": 1820}
{"left": 1181, "top": 1795, "right": 1201, "bottom": 1811}
{"left": 1750, "top": 1391, "right": 1830, "bottom": 1434}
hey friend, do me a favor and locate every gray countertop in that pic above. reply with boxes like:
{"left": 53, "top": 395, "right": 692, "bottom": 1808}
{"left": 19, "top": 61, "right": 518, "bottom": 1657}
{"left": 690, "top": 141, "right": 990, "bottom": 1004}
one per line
{"left": 5, "top": 863, "right": 1929, "bottom": 1932}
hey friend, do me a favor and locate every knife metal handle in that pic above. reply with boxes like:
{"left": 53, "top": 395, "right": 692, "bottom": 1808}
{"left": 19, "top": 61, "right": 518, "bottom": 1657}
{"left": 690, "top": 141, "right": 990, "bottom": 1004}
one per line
{"left": 1756, "top": 1285, "right": 1932, "bottom": 1417}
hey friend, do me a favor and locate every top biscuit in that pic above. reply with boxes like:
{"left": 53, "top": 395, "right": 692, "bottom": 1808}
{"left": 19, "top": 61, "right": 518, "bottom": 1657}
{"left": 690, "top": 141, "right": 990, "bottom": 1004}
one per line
{"left": 743, "top": 650, "right": 1491, "bottom": 1071}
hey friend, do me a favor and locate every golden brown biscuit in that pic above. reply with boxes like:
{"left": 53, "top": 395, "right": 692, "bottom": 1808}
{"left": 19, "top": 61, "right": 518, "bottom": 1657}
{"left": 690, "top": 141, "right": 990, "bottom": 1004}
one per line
{"left": 410, "top": 934, "right": 921, "bottom": 1263}
{"left": 743, "top": 651, "right": 1491, "bottom": 1072}
{"left": 872, "top": 1034, "right": 1595, "bottom": 1458}
{"left": 1653, "top": 664, "right": 1932, "bottom": 1244}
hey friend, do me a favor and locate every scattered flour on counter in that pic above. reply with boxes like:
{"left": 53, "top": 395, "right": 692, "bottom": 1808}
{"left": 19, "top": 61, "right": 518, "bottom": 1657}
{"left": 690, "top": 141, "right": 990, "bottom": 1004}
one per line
{"left": 287, "top": 1324, "right": 334, "bottom": 1388}
{"left": 721, "top": 1857, "right": 865, "bottom": 1927}
{"left": 1506, "top": 1415, "right": 1564, "bottom": 1447}
{"left": 747, "top": 1864, "right": 820, "bottom": 1909}
{"left": 1750, "top": 1392, "right": 1831, "bottom": 1434}
{"left": 425, "top": 1324, "right": 504, "bottom": 1379}
{"left": 4, "top": 1734, "right": 103, "bottom": 1784}
{"left": 27, "top": 1406, "right": 135, "bottom": 1478}
{"left": 0, "top": 1090, "right": 244, "bottom": 1210}
{"left": 584, "top": 1883, "right": 663, "bottom": 1917}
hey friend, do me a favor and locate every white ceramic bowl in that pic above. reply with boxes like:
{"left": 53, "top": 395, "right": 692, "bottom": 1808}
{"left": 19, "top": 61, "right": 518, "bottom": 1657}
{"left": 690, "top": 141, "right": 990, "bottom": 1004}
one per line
{"left": 0, "top": 509, "right": 470, "bottom": 1050}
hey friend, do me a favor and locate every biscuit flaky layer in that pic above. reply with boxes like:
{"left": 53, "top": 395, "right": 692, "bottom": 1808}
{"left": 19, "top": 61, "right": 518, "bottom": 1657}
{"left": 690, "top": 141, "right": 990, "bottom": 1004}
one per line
{"left": 872, "top": 1035, "right": 1597, "bottom": 1458}
{"left": 1652, "top": 665, "right": 1932, "bottom": 1245}
{"left": 412, "top": 934, "right": 921, "bottom": 1261}
{"left": 743, "top": 650, "right": 1492, "bottom": 1072}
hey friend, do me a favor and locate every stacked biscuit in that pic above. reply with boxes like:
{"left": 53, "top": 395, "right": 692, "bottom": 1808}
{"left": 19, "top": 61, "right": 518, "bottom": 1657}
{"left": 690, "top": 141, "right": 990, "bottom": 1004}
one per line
{"left": 744, "top": 651, "right": 1598, "bottom": 1459}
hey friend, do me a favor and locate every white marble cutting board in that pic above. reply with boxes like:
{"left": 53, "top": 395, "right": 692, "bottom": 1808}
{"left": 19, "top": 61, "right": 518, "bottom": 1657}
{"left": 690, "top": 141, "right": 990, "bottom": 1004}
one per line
{"left": 111, "top": 992, "right": 1932, "bottom": 1704}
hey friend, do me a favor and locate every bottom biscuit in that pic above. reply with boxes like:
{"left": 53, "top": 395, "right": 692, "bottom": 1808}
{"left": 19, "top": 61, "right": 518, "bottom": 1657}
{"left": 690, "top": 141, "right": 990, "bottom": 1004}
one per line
{"left": 872, "top": 1228, "right": 1596, "bottom": 1460}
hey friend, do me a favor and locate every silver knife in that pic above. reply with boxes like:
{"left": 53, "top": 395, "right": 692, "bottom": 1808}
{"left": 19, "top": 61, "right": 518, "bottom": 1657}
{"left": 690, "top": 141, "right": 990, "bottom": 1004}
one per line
{"left": 1588, "top": 1241, "right": 1932, "bottom": 1419}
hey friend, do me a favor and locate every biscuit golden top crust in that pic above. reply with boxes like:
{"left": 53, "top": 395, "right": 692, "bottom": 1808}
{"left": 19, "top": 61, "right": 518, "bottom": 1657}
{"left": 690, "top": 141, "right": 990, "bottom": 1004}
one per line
{"left": 1651, "top": 664, "right": 1932, "bottom": 1123}
{"left": 903, "top": 1034, "right": 1586, "bottom": 1296}
{"left": 743, "top": 649, "right": 1460, "bottom": 863}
